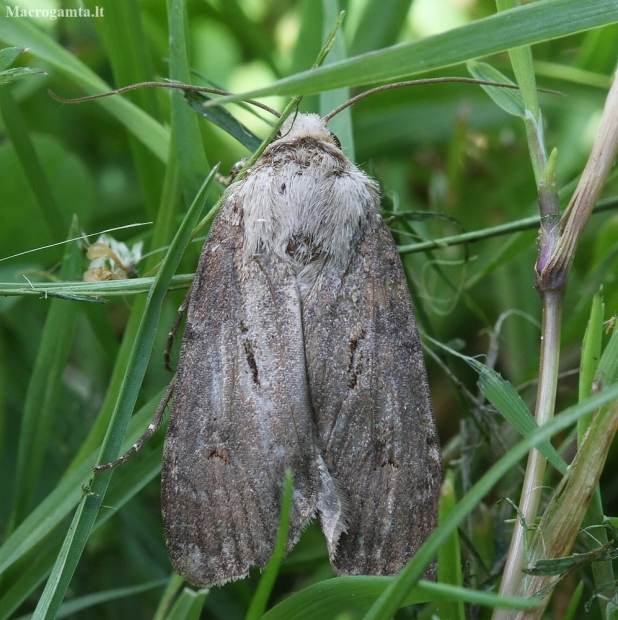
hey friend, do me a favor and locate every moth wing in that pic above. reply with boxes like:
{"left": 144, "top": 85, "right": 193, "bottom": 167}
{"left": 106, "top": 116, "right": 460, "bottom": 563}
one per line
{"left": 162, "top": 201, "right": 318, "bottom": 587}
{"left": 303, "top": 211, "right": 443, "bottom": 576}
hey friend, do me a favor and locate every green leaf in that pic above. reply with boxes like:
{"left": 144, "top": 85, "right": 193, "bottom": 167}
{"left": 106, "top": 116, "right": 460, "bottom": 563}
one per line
{"left": 0, "top": 46, "right": 23, "bottom": 71}
{"left": 437, "top": 472, "right": 465, "bottom": 620}
{"left": 168, "top": 0, "right": 211, "bottom": 201}
{"left": 496, "top": 0, "right": 542, "bottom": 122}
{"left": 0, "top": 66, "right": 46, "bottom": 85}
{"left": 32, "top": 169, "right": 217, "bottom": 620}
{"left": 0, "top": 46, "right": 46, "bottom": 84}
{"left": 361, "top": 385, "right": 618, "bottom": 620}
{"left": 262, "top": 577, "right": 537, "bottom": 619}
{"left": 183, "top": 91, "right": 262, "bottom": 151}
{"left": 521, "top": 543, "right": 614, "bottom": 576}
{"left": 8, "top": 218, "right": 81, "bottom": 531}
{"left": 163, "top": 587, "right": 208, "bottom": 620}
{"left": 467, "top": 60, "right": 525, "bottom": 118}
{"left": 246, "top": 470, "right": 294, "bottom": 620}
{"left": 15, "top": 580, "right": 168, "bottom": 620}
{"left": 475, "top": 362, "right": 566, "bottom": 474}
{"left": 206, "top": 0, "right": 618, "bottom": 104}
{"left": 428, "top": 339, "right": 567, "bottom": 474}
{"left": 0, "top": 1, "right": 169, "bottom": 162}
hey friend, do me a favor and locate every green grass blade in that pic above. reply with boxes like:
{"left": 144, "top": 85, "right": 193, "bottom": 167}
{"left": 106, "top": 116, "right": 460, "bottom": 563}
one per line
{"left": 0, "top": 274, "right": 194, "bottom": 299}
{"left": 562, "top": 582, "right": 584, "bottom": 620}
{"left": 163, "top": 587, "right": 208, "bottom": 620}
{"left": 262, "top": 577, "right": 537, "bottom": 619}
{"left": 496, "top": 0, "right": 548, "bottom": 184}
{"left": 83, "top": 0, "right": 164, "bottom": 215}
{"left": 0, "top": 45, "right": 46, "bottom": 84}
{"left": 8, "top": 218, "right": 82, "bottom": 531}
{"left": 31, "top": 169, "right": 217, "bottom": 620}
{"left": 246, "top": 470, "right": 294, "bottom": 620}
{"left": 579, "top": 292, "right": 605, "bottom": 435}
{"left": 168, "top": 0, "right": 211, "bottom": 201}
{"left": 0, "top": 87, "right": 67, "bottom": 239}
{"left": 360, "top": 385, "right": 618, "bottom": 620}
{"left": 15, "top": 579, "right": 168, "bottom": 620}
{"left": 205, "top": 0, "right": 618, "bottom": 104}
{"left": 467, "top": 61, "right": 524, "bottom": 118}
{"left": 183, "top": 91, "right": 262, "bottom": 151}
{"left": 288, "top": 0, "right": 323, "bottom": 113}
{"left": 0, "top": 544, "right": 60, "bottom": 620}
{"left": 594, "top": 317, "right": 618, "bottom": 391}
{"left": 437, "top": 471, "right": 465, "bottom": 620}
{"left": 0, "top": 393, "right": 163, "bottom": 617}
{"left": 0, "top": 64, "right": 45, "bottom": 84}
{"left": 474, "top": 362, "right": 566, "bottom": 473}
{"left": 153, "top": 575, "right": 185, "bottom": 620}
{"left": 496, "top": 0, "right": 542, "bottom": 122}
{"left": 32, "top": 497, "right": 88, "bottom": 620}
{"left": 0, "top": 0, "right": 169, "bottom": 162}
{"left": 0, "top": 45, "right": 23, "bottom": 70}
{"left": 69, "top": 140, "right": 182, "bottom": 469}
{"left": 398, "top": 196, "right": 618, "bottom": 256}
{"left": 349, "top": 0, "right": 414, "bottom": 56}
{"left": 429, "top": 338, "right": 567, "bottom": 473}
{"left": 0, "top": 457, "right": 94, "bottom": 578}
{"left": 320, "top": 1, "right": 353, "bottom": 159}
{"left": 515, "top": 372, "right": 618, "bottom": 613}
{"left": 580, "top": 311, "right": 618, "bottom": 615}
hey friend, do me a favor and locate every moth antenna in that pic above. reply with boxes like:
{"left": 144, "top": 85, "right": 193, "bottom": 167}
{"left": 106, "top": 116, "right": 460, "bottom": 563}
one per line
{"left": 165, "top": 296, "right": 190, "bottom": 373}
{"left": 279, "top": 107, "right": 302, "bottom": 140}
{"left": 93, "top": 379, "right": 176, "bottom": 473}
{"left": 324, "top": 77, "right": 560, "bottom": 121}
{"left": 48, "top": 81, "right": 281, "bottom": 118}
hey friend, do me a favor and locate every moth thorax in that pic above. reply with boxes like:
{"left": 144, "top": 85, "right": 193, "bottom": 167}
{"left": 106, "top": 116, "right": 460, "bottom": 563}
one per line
{"left": 236, "top": 145, "right": 379, "bottom": 267}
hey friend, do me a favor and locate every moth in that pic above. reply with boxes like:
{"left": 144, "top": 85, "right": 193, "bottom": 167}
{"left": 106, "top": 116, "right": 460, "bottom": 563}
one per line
{"left": 160, "top": 112, "right": 443, "bottom": 586}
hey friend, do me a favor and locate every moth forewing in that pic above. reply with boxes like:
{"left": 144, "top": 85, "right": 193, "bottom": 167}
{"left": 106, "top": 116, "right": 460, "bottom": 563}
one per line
{"left": 161, "top": 212, "right": 320, "bottom": 587}
{"left": 301, "top": 165, "right": 442, "bottom": 577}
{"left": 161, "top": 112, "right": 442, "bottom": 587}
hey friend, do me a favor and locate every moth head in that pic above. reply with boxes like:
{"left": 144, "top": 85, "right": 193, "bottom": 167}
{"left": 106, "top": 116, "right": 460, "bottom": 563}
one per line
{"left": 276, "top": 113, "right": 342, "bottom": 149}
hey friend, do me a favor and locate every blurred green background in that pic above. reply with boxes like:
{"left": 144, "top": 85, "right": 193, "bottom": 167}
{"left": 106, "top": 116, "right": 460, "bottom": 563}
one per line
{"left": 1, "top": 0, "right": 618, "bottom": 618}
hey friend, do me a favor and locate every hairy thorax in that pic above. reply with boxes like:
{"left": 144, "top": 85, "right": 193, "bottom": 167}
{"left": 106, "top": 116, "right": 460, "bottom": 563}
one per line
{"left": 226, "top": 114, "right": 380, "bottom": 283}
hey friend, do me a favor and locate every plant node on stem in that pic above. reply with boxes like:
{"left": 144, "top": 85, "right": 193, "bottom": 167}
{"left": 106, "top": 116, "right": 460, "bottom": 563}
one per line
{"left": 495, "top": 70, "right": 618, "bottom": 619}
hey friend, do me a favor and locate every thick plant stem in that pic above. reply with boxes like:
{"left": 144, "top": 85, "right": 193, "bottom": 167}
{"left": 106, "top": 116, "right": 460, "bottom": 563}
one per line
{"left": 493, "top": 150, "right": 563, "bottom": 615}
{"left": 494, "top": 70, "right": 618, "bottom": 619}
{"left": 493, "top": 290, "right": 563, "bottom": 618}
